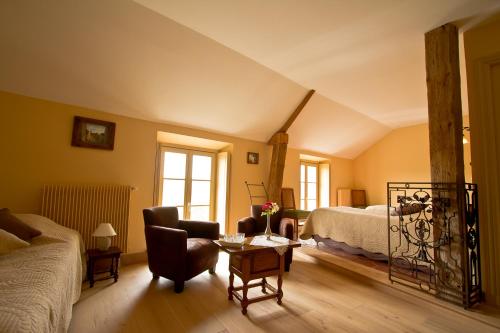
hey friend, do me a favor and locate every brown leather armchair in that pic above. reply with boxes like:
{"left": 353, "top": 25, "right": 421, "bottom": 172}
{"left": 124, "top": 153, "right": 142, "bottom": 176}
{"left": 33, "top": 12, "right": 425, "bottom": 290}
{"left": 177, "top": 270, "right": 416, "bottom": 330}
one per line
{"left": 143, "top": 206, "right": 219, "bottom": 293}
{"left": 237, "top": 205, "right": 295, "bottom": 271}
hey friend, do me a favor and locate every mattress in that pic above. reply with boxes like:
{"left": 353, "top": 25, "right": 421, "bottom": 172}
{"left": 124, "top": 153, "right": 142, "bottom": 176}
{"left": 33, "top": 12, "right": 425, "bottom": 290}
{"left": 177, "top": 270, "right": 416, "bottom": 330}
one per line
{"left": 300, "top": 206, "right": 399, "bottom": 256}
{"left": 0, "top": 214, "right": 84, "bottom": 333}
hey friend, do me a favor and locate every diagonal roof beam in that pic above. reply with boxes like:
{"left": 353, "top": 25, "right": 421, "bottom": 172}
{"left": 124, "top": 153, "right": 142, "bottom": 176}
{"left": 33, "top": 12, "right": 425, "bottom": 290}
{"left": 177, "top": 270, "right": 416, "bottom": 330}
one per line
{"left": 268, "top": 89, "right": 315, "bottom": 144}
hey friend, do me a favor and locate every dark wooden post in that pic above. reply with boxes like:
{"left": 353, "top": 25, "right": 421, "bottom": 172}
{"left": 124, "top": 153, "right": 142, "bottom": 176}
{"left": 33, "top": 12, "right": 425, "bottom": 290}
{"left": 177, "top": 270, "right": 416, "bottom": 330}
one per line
{"left": 425, "top": 23, "right": 466, "bottom": 302}
{"left": 267, "top": 132, "right": 289, "bottom": 203}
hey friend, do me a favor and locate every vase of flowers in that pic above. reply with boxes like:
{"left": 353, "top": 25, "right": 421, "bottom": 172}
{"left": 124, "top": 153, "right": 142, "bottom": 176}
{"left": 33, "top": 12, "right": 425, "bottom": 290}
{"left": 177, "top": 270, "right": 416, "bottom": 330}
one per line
{"left": 261, "top": 201, "right": 279, "bottom": 240}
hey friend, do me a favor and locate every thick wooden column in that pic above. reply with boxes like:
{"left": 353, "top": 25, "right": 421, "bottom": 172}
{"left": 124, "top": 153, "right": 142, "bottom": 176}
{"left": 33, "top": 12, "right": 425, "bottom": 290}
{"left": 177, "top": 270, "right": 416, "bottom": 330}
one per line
{"left": 266, "top": 90, "right": 315, "bottom": 203}
{"left": 425, "top": 23, "right": 466, "bottom": 301}
{"left": 267, "top": 133, "right": 288, "bottom": 203}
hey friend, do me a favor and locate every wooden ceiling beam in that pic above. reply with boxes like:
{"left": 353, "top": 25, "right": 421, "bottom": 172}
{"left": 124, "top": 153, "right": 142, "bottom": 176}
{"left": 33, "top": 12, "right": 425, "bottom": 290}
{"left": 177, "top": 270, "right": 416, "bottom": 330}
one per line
{"left": 268, "top": 89, "right": 315, "bottom": 144}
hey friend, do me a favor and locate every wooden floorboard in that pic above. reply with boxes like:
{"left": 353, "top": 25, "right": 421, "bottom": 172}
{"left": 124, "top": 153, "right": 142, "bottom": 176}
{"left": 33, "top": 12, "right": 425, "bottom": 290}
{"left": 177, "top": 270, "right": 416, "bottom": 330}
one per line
{"left": 69, "top": 250, "right": 500, "bottom": 333}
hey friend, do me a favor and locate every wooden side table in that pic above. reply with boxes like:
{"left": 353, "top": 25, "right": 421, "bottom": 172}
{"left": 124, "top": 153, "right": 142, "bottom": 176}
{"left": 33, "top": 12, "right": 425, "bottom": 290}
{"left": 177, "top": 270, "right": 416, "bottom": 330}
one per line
{"left": 87, "top": 246, "right": 121, "bottom": 288}
{"left": 214, "top": 237, "right": 301, "bottom": 314}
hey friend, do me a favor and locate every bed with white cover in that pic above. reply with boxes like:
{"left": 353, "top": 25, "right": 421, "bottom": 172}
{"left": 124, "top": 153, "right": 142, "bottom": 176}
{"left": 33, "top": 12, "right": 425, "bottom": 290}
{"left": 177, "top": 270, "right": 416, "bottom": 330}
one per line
{"left": 0, "top": 214, "right": 85, "bottom": 333}
{"left": 300, "top": 205, "right": 399, "bottom": 257}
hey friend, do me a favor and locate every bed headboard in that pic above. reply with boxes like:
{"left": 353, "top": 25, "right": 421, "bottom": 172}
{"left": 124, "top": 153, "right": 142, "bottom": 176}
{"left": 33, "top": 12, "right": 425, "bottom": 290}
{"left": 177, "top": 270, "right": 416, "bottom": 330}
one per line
{"left": 337, "top": 188, "right": 366, "bottom": 207}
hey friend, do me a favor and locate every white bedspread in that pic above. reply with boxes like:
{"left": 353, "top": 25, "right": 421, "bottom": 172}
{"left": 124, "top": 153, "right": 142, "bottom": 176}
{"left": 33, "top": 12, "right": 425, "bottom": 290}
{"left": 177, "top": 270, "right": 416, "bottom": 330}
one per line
{"left": 300, "top": 206, "right": 398, "bottom": 255}
{"left": 0, "top": 214, "right": 84, "bottom": 333}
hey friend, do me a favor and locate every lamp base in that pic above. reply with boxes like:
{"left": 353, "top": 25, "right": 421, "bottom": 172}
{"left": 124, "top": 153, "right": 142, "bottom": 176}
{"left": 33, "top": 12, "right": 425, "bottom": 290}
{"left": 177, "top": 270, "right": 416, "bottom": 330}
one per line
{"left": 96, "top": 237, "right": 111, "bottom": 251}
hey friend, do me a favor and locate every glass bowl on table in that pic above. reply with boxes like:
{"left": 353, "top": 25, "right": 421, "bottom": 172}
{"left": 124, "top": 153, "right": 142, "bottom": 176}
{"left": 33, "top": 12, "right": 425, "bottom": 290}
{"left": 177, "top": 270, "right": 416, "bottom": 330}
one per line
{"left": 220, "top": 233, "right": 245, "bottom": 247}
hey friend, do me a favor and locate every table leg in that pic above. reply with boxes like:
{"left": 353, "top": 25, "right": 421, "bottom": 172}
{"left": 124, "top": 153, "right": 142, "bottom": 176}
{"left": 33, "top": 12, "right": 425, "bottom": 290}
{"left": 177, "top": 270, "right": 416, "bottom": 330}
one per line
{"left": 228, "top": 271, "right": 234, "bottom": 301}
{"left": 114, "top": 256, "right": 119, "bottom": 282}
{"left": 88, "top": 258, "right": 94, "bottom": 288}
{"left": 277, "top": 254, "right": 284, "bottom": 305}
{"left": 241, "top": 281, "right": 249, "bottom": 315}
{"left": 261, "top": 278, "right": 267, "bottom": 293}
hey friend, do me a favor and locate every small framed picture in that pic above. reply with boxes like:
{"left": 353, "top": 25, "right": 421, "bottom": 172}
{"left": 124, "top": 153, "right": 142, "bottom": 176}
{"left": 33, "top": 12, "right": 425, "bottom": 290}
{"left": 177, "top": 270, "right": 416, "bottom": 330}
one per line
{"left": 71, "top": 116, "right": 116, "bottom": 150}
{"left": 247, "top": 152, "right": 259, "bottom": 164}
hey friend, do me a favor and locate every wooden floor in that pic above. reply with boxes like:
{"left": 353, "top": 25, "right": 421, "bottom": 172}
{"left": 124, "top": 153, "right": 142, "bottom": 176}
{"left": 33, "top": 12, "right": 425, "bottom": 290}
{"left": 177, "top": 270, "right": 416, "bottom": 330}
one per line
{"left": 69, "top": 250, "right": 500, "bottom": 333}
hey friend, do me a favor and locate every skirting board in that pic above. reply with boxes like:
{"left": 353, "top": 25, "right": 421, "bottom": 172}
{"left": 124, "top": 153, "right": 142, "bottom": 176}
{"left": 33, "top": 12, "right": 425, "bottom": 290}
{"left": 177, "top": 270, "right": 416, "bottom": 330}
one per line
{"left": 121, "top": 251, "right": 148, "bottom": 266}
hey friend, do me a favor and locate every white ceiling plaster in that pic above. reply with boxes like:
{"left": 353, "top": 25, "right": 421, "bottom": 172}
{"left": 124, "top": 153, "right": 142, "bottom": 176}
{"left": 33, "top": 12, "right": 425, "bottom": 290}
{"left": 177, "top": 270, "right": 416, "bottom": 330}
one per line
{"left": 0, "top": 0, "right": 498, "bottom": 159}
{"left": 136, "top": 0, "right": 499, "bottom": 127}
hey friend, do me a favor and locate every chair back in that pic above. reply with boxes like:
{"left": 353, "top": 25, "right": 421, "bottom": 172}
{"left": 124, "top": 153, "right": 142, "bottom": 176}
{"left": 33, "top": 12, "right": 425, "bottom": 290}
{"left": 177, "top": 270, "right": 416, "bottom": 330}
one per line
{"left": 250, "top": 204, "right": 283, "bottom": 233}
{"left": 143, "top": 207, "right": 180, "bottom": 229}
{"left": 281, "top": 187, "right": 296, "bottom": 210}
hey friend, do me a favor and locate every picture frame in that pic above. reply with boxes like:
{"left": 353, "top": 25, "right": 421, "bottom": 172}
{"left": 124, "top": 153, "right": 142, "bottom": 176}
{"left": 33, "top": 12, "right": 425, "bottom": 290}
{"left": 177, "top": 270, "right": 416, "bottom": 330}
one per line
{"left": 247, "top": 152, "right": 259, "bottom": 165}
{"left": 71, "top": 116, "right": 116, "bottom": 150}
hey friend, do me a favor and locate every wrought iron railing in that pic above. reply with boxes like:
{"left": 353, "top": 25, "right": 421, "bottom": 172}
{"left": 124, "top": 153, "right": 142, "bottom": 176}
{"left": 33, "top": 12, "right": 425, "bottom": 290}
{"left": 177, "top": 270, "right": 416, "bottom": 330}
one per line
{"left": 387, "top": 182, "right": 481, "bottom": 308}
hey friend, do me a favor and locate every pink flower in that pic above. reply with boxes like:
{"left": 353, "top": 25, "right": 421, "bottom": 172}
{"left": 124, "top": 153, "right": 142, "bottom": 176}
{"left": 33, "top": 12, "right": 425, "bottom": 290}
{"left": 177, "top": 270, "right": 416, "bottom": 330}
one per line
{"left": 261, "top": 201, "right": 279, "bottom": 216}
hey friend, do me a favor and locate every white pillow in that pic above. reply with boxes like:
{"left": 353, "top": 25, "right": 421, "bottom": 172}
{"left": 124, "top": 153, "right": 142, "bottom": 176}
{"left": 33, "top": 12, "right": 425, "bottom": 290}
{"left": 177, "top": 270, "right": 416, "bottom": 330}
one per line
{"left": 0, "top": 228, "right": 30, "bottom": 255}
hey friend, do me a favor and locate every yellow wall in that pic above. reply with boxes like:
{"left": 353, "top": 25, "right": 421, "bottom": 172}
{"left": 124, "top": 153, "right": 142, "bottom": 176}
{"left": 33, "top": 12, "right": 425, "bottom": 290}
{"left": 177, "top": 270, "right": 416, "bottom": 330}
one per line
{"left": 0, "top": 91, "right": 354, "bottom": 253}
{"left": 464, "top": 12, "right": 500, "bottom": 306}
{"left": 353, "top": 123, "right": 431, "bottom": 205}
{"left": 0, "top": 91, "right": 273, "bottom": 253}
{"left": 353, "top": 120, "right": 472, "bottom": 205}
{"left": 283, "top": 148, "right": 354, "bottom": 208}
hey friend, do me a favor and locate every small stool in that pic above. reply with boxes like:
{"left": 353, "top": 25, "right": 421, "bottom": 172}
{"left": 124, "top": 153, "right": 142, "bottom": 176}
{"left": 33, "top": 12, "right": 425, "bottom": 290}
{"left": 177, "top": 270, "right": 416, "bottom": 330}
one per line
{"left": 87, "top": 246, "right": 121, "bottom": 287}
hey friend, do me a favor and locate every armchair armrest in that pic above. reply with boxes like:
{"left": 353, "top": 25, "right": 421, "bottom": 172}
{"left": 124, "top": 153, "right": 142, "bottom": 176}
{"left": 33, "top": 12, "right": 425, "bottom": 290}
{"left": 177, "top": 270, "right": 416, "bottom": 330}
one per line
{"left": 237, "top": 217, "right": 256, "bottom": 236}
{"left": 279, "top": 218, "right": 294, "bottom": 240}
{"left": 145, "top": 225, "right": 187, "bottom": 253}
{"left": 144, "top": 225, "right": 187, "bottom": 280}
{"left": 179, "top": 220, "right": 219, "bottom": 239}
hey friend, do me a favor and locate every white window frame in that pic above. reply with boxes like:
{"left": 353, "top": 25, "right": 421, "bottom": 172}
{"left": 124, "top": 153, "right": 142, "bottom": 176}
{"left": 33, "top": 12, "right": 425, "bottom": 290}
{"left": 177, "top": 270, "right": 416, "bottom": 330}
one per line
{"left": 300, "top": 160, "right": 319, "bottom": 210}
{"left": 157, "top": 145, "right": 216, "bottom": 221}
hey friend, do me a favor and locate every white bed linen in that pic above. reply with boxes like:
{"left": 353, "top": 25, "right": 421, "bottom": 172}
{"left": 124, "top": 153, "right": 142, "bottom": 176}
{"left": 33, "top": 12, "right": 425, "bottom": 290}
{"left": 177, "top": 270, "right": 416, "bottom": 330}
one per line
{"left": 0, "top": 214, "right": 84, "bottom": 333}
{"left": 300, "top": 206, "right": 399, "bottom": 255}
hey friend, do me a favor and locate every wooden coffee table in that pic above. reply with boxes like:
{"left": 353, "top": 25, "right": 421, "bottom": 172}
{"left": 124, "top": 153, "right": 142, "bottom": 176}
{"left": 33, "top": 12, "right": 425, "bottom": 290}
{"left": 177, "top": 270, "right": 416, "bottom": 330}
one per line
{"left": 214, "top": 236, "right": 301, "bottom": 314}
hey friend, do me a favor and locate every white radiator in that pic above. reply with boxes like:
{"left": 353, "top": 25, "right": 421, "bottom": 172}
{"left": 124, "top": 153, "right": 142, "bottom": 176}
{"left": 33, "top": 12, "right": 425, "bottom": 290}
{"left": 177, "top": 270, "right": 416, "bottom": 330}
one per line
{"left": 41, "top": 184, "right": 131, "bottom": 252}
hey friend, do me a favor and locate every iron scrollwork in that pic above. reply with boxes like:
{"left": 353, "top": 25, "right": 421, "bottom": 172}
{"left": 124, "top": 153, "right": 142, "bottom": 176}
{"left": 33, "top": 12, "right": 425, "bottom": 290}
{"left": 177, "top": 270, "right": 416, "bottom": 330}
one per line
{"left": 387, "top": 182, "right": 481, "bottom": 308}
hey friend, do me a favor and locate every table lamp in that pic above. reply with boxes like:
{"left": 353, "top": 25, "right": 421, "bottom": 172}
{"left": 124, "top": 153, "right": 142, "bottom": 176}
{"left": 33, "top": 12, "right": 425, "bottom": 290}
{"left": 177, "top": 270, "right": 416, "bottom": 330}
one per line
{"left": 92, "top": 223, "right": 117, "bottom": 251}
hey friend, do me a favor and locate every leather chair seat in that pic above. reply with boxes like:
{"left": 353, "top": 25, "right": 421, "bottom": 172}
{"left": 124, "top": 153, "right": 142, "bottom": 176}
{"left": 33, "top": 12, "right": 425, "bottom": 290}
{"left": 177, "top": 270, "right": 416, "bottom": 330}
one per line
{"left": 186, "top": 238, "right": 219, "bottom": 280}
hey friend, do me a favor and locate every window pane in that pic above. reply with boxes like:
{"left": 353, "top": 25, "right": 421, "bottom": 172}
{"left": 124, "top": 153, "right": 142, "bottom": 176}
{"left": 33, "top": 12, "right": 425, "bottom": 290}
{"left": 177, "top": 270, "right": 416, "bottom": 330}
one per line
{"left": 190, "top": 206, "right": 210, "bottom": 221}
{"left": 192, "top": 155, "right": 212, "bottom": 180}
{"left": 300, "top": 164, "right": 305, "bottom": 182}
{"left": 300, "top": 182, "right": 305, "bottom": 199}
{"left": 300, "top": 199, "right": 305, "bottom": 210}
{"left": 163, "top": 152, "right": 186, "bottom": 179}
{"left": 191, "top": 180, "right": 211, "bottom": 205}
{"left": 307, "top": 199, "right": 317, "bottom": 210}
{"left": 162, "top": 179, "right": 185, "bottom": 206}
{"left": 307, "top": 165, "right": 317, "bottom": 182}
{"left": 177, "top": 207, "right": 184, "bottom": 220}
{"left": 307, "top": 183, "right": 317, "bottom": 199}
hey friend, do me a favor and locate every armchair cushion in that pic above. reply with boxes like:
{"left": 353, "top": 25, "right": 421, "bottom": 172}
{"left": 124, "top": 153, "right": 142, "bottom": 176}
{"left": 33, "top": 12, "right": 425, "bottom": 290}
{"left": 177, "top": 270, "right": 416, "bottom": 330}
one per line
{"left": 179, "top": 220, "right": 219, "bottom": 240}
{"left": 185, "top": 238, "right": 219, "bottom": 280}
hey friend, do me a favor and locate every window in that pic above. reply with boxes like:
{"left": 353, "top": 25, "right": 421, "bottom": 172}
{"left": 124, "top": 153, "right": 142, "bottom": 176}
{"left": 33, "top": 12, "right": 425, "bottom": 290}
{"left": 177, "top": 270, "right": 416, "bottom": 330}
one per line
{"left": 158, "top": 147, "right": 215, "bottom": 221}
{"left": 300, "top": 160, "right": 330, "bottom": 210}
{"left": 300, "top": 161, "right": 318, "bottom": 210}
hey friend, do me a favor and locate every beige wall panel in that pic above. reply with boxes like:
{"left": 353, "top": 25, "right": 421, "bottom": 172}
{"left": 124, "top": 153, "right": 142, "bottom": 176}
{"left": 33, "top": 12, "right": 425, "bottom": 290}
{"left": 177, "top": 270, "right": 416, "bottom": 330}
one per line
{"left": 464, "top": 12, "right": 500, "bottom": 306}
{"left": 0, "top": 91, "right": 272, "bottom": 252}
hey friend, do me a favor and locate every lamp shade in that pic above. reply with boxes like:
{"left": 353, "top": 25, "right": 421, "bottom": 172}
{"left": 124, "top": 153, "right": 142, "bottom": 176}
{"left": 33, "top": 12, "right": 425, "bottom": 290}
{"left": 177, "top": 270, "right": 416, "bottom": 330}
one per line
{"left": 92, "top": 223, "right": 117, "bottom": 237}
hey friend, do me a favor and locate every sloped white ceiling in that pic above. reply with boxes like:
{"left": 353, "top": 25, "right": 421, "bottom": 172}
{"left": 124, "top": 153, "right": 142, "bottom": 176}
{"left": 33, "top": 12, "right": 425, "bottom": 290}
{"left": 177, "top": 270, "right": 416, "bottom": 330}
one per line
{"left": 136, "top": 0, "right": 499, "bottom": 128}
{"left": 0, "top": 1, "right": 497, "bottom": 158}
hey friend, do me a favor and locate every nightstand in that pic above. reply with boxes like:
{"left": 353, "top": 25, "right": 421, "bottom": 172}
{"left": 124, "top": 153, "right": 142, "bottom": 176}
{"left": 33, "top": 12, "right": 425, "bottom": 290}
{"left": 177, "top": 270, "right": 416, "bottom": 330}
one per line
{"left": 87, "top": 246, "right": 121, "bottom": 287}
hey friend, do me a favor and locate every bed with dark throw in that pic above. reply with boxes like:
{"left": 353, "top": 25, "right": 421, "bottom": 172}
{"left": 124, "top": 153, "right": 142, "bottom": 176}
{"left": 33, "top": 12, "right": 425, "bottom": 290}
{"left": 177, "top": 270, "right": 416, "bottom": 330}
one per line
{"left": 0, "top": 213, "right": 85, "bottom": 333}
